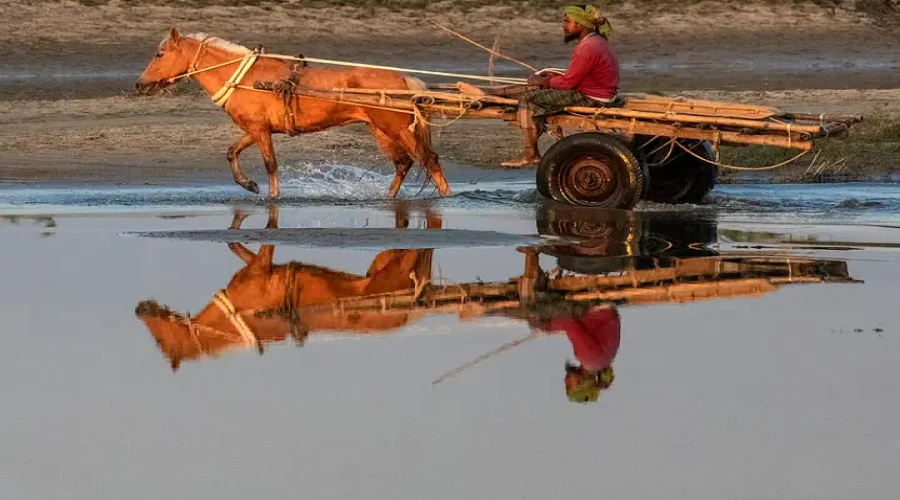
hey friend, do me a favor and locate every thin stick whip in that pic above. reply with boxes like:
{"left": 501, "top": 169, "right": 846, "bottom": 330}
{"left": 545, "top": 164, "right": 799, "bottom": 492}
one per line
{"left": 430, "top": 20, "right": 538, "bottom": 72}
{"left": 488, "top": 35, "right": 499, "bottom": 86}
{"left": 432, "top": 333, "right": 538, "bottom": 385}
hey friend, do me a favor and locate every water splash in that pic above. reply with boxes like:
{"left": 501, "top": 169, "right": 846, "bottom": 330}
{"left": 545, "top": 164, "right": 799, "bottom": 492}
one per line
{"left": 278, "top": 162, "right": 400, "bottom": 201}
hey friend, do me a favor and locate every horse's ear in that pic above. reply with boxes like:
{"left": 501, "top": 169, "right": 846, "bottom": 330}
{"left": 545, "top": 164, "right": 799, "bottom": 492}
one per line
{"left": 169, "top": 28, "right": 182, "bottom": 43}
{"left": 248, "top": 246, "right": 274, "bottom": 274}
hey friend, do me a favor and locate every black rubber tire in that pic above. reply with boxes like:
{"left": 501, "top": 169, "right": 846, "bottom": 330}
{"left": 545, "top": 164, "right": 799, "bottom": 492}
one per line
{"left": 642, "top": 139, "right": 717, "bottom": 204}
{"left": 536, "top": 132, "right": 645, "bottom": 209}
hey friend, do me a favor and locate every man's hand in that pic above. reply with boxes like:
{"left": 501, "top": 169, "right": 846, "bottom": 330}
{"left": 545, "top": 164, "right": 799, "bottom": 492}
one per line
{"left": 527, "top": 73, "right": 552, "bottom": 88}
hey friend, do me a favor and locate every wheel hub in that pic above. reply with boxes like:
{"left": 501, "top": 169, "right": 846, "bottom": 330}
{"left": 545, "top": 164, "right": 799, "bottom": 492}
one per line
{"left": 562, "top": 157, "right": 616, "bottom": 204}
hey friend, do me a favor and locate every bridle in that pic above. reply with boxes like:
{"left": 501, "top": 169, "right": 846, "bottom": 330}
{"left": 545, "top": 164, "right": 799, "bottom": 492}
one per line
{"left": 162, "top": 38, "right": 260, "bottom": 108}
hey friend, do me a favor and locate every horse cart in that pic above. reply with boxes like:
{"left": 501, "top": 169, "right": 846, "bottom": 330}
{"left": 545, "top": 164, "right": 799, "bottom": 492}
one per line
{"left": 135, "top": 31, "right": 865, "bottom": 206}
{"left": 256, "top": 77, "right": 863, "bottom": 209}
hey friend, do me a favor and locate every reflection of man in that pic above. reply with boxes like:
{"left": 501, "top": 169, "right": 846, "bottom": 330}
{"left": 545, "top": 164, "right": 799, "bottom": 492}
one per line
{"left": 534, "top": 305, "right": 621, "bottom": 403}
{"left": 502, "top": 5, "right": 619, "bottom": 167}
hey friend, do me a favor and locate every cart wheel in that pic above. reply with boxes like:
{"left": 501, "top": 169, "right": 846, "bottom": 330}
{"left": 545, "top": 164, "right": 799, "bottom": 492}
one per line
{"left": 536, "top": 132, "right": 645, "bottom": 209}
{"left": 643, "top": 139, "right": 717, "bottom": 204}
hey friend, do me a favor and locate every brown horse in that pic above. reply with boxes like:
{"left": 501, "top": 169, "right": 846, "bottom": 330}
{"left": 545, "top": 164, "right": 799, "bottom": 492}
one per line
{"left": 135, "top": 205, "right": 438, "bottom": 371}
{"left": 134, "top": 28, "right": 450, "bottom": 199}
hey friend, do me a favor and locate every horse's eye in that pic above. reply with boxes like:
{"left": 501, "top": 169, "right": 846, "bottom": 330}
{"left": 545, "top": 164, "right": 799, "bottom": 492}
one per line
{"left": 155, "top": 51, "right": 163, "bottom": 58}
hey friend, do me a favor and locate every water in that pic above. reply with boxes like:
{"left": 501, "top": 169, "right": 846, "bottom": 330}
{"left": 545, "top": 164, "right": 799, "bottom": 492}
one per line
{"left": 1, "top": 180, "right": 899, "bottom": 499}
{"left": 2, "top": 164, "right": 899, "bottom": 226}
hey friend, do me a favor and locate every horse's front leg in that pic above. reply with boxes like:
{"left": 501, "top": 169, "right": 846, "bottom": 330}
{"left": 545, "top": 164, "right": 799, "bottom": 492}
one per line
{"left": 227, "top": 132, "right": 260, "bottom": 194}
{"left": 255, "top": 130, "right": 280, "bottom": 199}
{"left": 227, "top": 208, "right": 256, "bottom": 264}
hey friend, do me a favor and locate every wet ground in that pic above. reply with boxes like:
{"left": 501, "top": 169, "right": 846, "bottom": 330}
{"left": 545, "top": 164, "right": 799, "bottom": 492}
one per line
{"left": 1, "top": 175, "right": 898, "bottom": 499}
{"left": 4, "top": 30, "right": 900, "bottom": 101}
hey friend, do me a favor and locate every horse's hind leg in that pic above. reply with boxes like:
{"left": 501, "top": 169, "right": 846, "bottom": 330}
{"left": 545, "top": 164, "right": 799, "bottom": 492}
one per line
{"left": 227, "top": 132, "right": 260, "bottom": 195}
{"left": 369, "top": 125, "right": 413, "bottom": 198}
{"left": 374, "top": 120, "right": 450, "bottom": 197}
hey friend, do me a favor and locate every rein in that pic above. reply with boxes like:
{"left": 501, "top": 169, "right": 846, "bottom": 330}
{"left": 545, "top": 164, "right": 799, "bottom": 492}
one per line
{"left": 172, "top": 266, "right": 304, "bottom": 354}
{"left": 172, "top": 289, "right": 261, "bottom": 351}
{"left": 161, "top": 41, "right": 531, "bottom": 108}
{"left": 165, "top": 40, "right": 259, "bottom": 108}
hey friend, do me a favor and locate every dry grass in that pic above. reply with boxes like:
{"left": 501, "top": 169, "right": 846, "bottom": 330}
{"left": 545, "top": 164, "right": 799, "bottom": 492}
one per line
{"left": 718, "top": 113, "right": 900, "bottom": 183}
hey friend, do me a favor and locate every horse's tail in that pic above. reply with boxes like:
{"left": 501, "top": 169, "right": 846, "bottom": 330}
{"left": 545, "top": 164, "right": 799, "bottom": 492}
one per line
{"left": 403, "top": 76, "right": 437, "bottom": 174}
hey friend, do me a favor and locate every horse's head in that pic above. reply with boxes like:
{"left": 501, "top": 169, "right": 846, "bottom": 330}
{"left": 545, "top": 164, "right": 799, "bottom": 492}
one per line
{"left": 134, "top": 28, "right": 192, "bottom": 95}
{"left": 135, "top": 295, "right": 295, "bottom": 371}
{"left": 135, "top": 300, "right": 198, "bottom": 371}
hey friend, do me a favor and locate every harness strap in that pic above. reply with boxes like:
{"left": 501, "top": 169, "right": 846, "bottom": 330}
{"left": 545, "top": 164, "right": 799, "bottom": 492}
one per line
{"left": 212, "top": 290, "right": 259, "bottom": 347}
{"left": 188, "top": 39, "right": 211, "bottom": 73}
{"left": 211, "top": 53, "right": 259, "bottom": 108}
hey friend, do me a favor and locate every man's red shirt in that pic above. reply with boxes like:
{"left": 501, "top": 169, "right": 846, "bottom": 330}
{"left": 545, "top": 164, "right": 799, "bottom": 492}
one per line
{"left": 548, "top": 33, "right": 620, "bottom": 99}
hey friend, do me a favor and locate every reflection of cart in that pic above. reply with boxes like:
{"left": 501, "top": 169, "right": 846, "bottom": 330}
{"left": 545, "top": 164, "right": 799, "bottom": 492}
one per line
{"left": 301, "top": 247, "right": 860, "bottom": 328}
{"left": 134, "top": 207, "right": 862, "bottom": 372}
{"left": 255, "top": 77, "right": 863, "bottom": 208}
{"left": 298, "top": 206, "right": 861, "bottom": 326}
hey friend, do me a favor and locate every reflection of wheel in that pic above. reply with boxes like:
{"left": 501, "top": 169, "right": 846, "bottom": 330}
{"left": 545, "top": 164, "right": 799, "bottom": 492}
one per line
{"left": 637, "top": 138, "right": 717, "bottom": 204}
{"left": 536, "top": 133, "right": 645, "bottom": 209}
{"left": 536, "top": 204, "right": 639, "bottom": 250}
{"left": 536, "top": 204, "right": 720, "bottom": 274}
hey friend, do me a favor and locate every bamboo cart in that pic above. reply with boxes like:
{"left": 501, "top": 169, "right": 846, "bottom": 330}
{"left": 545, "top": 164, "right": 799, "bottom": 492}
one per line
{"left": 255, "top": 75, "right": 863, "bottom": 209}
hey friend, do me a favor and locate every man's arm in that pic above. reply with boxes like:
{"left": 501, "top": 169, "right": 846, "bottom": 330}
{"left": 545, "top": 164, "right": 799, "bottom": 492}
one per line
{"left": 547, "top": 44, "right": 599, "bottom": 90}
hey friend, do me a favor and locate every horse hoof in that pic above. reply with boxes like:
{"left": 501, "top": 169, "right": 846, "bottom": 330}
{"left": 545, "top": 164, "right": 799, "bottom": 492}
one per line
{"left": 243, "top": 181, "right": 260, "bottom": 194}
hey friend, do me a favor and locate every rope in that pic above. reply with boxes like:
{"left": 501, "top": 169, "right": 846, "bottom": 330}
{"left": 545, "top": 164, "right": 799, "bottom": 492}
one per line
{"left": 672, "top": 140, "right": 810, "bottom": 171}
{"left": 243, "top": 84, "right": 474, "bottom": 129}
{"left": 257, "top": 53, "right": 526, "bottom": 85}
{"left": 166, "top": 55, "right": 246, "bottom": 83}
{"left": 643, "top": 138, "right": 677, "bottom": 167}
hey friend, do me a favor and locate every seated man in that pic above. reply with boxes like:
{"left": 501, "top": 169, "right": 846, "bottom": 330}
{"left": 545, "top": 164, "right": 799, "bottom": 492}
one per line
{"left": 502, "top": 5, "right": 620, "bottom": 167}
{"left": 530, "top": 305, "right": 621, "bottom": 404}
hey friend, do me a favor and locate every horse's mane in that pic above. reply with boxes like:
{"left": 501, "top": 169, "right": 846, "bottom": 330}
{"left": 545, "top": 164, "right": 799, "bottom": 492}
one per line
{"left": 160, "top": 32, "right": 252, "bottom": 56}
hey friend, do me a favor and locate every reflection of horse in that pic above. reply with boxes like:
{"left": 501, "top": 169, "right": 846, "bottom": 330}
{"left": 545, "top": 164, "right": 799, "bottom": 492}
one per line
{"left": 135, "top": 205, "right": 436, "bottom": 371}
{"left": 1, "top": 215, "right": 56, "bottom": 228}
{"left": 134, "top": 29, "right": 450, "bottom": 199}
{"left": 134, "top": 206, "right": 858, "bottom": 404}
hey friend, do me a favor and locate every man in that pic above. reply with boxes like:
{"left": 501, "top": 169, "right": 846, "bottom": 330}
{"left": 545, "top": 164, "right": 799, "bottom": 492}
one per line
{"left": 531, "top": 305, "right": 621, "bottom": 403}
{"left": 501, "top": 5, "right": 620, "bottom": 167}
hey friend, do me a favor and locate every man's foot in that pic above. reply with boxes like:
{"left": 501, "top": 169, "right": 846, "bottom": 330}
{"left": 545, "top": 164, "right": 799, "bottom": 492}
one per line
{"left": 501, "top": 157, "right": 540, "bottom": 167}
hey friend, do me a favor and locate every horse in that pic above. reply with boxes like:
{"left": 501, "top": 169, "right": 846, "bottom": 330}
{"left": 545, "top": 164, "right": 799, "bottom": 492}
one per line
{"left": 134, "top": 205, "right": 437, "bottom": 371}
{"left": 134, "top": 28, "right": 451, "bottom": 199}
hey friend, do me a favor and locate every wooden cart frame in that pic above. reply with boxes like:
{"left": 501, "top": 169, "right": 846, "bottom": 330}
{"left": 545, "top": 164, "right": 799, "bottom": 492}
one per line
{"left": 254, "top": 79, "right": 863, "bottom": 209}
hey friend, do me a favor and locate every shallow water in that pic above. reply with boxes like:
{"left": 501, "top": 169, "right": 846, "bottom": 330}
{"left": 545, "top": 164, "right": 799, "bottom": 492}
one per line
{"left": 2, "top": 163, "right": 899, "bottom": 225}
{"left": 1, "top": 183, "right": 899, "bottom": 499}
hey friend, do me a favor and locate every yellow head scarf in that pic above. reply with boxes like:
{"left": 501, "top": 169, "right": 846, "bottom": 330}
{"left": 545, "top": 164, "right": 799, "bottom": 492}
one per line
{"left": 564, "top": 5, "right": 613, "bottom": 37}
